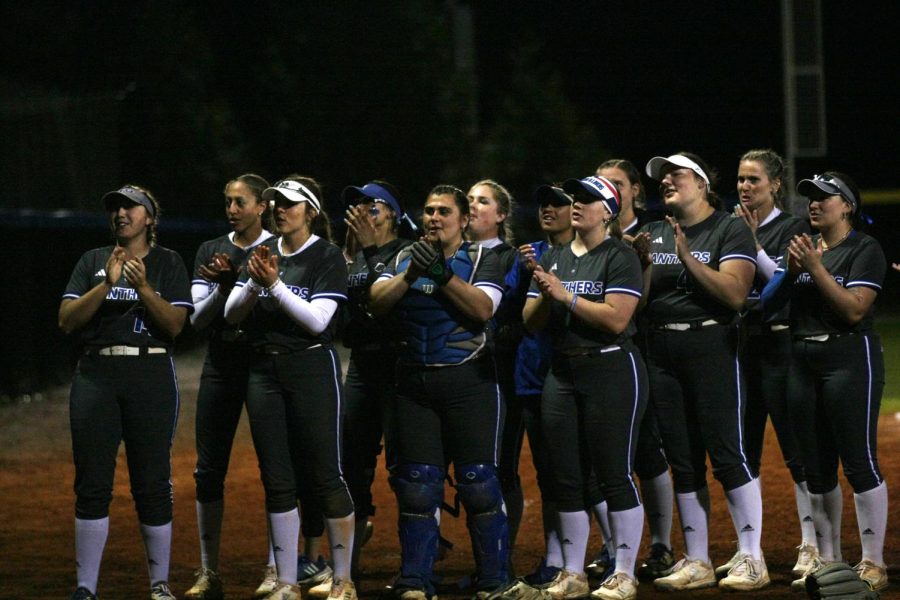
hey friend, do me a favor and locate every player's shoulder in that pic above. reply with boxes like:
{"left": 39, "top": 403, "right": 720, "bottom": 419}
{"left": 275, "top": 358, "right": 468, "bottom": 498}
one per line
{"left": 639, "top": 219, "right": 668, "bottom": 235}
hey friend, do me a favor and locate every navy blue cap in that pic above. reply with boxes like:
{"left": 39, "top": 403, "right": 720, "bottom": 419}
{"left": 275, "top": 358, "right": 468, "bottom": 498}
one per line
{"left": 342, "top": 183, "right": 405, "bottom": 222}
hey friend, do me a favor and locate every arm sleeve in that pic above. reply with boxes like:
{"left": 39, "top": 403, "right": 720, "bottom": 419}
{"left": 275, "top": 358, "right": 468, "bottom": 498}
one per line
{"left": 760, "top": 266, "right": 792, "bottom": 312}
{"left": 190, "top": 283, "right": 226, "bottom": 329}
{"left": 224, "top": 280, "right": 260, "bottom": 323}
{"left": 268, "top": 282, "right": 339, "bottom": 334}
{"left": 755, "top": 248, "right": 779, "bottom": 281}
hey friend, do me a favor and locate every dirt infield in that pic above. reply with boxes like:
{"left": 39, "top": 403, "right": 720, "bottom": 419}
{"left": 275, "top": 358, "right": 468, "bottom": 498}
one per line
{"left": 1, "top": 347, "right": 897, "bottom": 599}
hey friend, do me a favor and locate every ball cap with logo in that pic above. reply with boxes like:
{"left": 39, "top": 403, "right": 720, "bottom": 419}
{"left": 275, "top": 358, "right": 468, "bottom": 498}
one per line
{"left": 102, "top": 186, "right": 156, "bottom": 217}
{"left": 262, "top": 179, "right": 322, "bottom": 212}
{"left": 645, "top": 154, "right": 711, "bottom": 187}
{"left": 797, "top": 173, "right": 858, "bottom": 214}
{"left": 563, "top": 175, "right": 622, "bottom": 217}
{"left": 342, "top": 182, "right": 406, "bottom": 221}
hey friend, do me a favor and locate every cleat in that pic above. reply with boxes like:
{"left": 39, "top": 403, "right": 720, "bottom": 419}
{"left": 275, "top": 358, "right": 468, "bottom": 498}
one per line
{"left": 150, "top": 582, "right": 177, "bottom": 600}
{"left": 543, "top": 569, "right": 589, "bottom": 600}
{"left": 714, "top": 550, "right": 745, "bottom": 580}
{"left": 791, "top": 543, "right": 818, "bottom": 578}
{"left": 653, "top": 557, "right": 716, "bottom": 591}
{"left": 590, "top": 572, "right": 638, "bottom": 600}
{"left": 71, "top": 588, "right": 99, "bottom": 600}
{"left": 256, "top": 566, "right": 279, "bottom": 598}
{"left": 184, "top": 567, "right": 224, "bottom": 600}
{"left": 523, "top": 558, "right": 562, "bottom": 588}
{"left": 298, "top": 555, "right": 334, "bottom": 586}
{"left": 308, "top": 575, "right": 333, "bottom": 599}
{"left": 790, "top": 556, "right": 824, "bottom": 593}
{"left": 853, "top": 559, "right": 888, "bottom": 591}
{"left": 397, "top": 590, "right": 435, "bottom": 600}
{"left": 487, "top": 579, "right": 546, "bottom": 600}
{"left": 328, "top": 579, "right": 358, "bottom": 600}
{"left": 718, "top": 555, "right": 770, "bottom": 591}
{"left": 585, "top": 546, "right": 611, "bottom": 579}
{"left": 636, "top": 543, "right": 674, "bottom": 580}
{"left": 264, "top": 582, "right": 302, "bottom": 600}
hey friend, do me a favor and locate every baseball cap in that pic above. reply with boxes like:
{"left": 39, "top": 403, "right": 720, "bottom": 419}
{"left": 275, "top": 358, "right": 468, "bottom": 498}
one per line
{"left": 797, "top": 174, "right": 858, "bottom": 214}
{"left": 262, "top": 179, "right": 322, "bottom": 212}
{"left": 342, "top": 182, "right": 405, "bottom": 221}
{"left": 102, "top": 186, "right": 156, "bottom": 217}
{"left": 533, "top": 185, "right": 573, "bottom": 207}
{"left": 645, "top": 154, "right": 711, "bottom": 186}
{"left": 562, "top": 175, "right": 622, "bottom": 217}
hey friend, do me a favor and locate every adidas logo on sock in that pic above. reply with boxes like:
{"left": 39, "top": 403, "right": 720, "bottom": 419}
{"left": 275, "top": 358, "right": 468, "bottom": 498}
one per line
{"left": 683, "top": 526, "right": 695, "bottom": 533}
{"left": 803, "top": 516, "right": 814, "bottom": 522}
{"left": 201, "top": 533, "right": 212, "bottom": 540}
{"left": 149, "top": 559, "right": 159, "bottom": 566}
{"left": 741, "top": 524, "right": 755, "bottom": 532}
{"left": 652, "top": 236, "right": 663, "bottom": 244}
{"left": 862, "top": 528, "right": 875, "bottom": 535}
{"left": 273, "top": 545, "right": 284, "bottom": 552}
{"left": 617, "top": 543, "right": 631, "bottom": 550}
{"left": 95, "top": 268, "right": 106, "bottom": 277}
{"left": 562, "top": 538, "right": 573, "bottom": 545}
{"left": 335, "top": 544, "right": 346, "bottom": 549}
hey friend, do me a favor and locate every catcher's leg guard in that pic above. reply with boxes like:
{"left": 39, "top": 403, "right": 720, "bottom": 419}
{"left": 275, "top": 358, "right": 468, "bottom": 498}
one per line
{"left": 456, "top": 463, "right": 510, "bottom": 590}
{"left": 390, "top": 463, "right": 444, "bottom": 595}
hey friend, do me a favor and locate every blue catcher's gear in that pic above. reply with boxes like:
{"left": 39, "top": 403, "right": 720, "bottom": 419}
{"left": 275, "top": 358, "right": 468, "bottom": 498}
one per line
{"left": 455, "top": 463, "right": 510, "bottom": 591}
{"left": 390, "top": 463, "right": 445, "bottom": 595}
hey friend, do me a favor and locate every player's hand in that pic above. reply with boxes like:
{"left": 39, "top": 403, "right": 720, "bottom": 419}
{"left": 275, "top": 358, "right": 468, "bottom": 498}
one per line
{"left": 892, "top": 262, "right": 900, "bottom": 272}
{"left": 788, "top": 233, "right": 822, "bottom": 273}
{"left": 667, "top": 216, "right": 690, "bottom": 262}
{"left": 734, "top": 204, "right": 760, "bottom": 242}
{"left": 123, "top": 256, "right": 148, "bottom": 290}
{"left": 345, "top": 204, "right": 377, "bottom": 248}
{"left": 248, "top": 245, "right": 279, "bottom": 287}
{"left": 409, "top": 239, "right": 451, "bottom": 285}
{"left": 105, "top": 246, "right": 126, "bottom": 285}
{"left": 199, "top": 253, "right": 237, "bottom": 290}
{"left": 628, "top": 232, "right": 653, "bottom": 269}
{"left": 533, "top": 267, "right": 566, "bottom": 302}
{"left": 517, "top": 243, "right": 538, "bottom": 273}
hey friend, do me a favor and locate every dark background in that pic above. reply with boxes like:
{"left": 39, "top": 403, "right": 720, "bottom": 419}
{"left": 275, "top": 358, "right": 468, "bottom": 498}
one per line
{"left": 1, "top": 1, "right": 898, "bottom": 395}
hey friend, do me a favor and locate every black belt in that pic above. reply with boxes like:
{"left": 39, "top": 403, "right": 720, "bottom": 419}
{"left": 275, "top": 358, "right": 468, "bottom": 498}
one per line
{"left": 254, "top": 343, "right": 323, "bottom": 355}
{"left": 210, "top": 329, "right": 246, "bottom": 343}
{"left": 85, "top": 345, "right": 169, "bottom": 356}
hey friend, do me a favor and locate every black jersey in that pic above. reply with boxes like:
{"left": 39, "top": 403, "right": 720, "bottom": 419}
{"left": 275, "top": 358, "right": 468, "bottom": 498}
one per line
{"left": 192, "top": 231, "right": 272, "bottom": 336}
{"left": 641, "top": 211, "right": 755, "bottom": 324}
{"left": 237, "top": 236, "right": 348, "bottom": 351}
{"left": 622, "top": 208, "right": 662, "bottom": 237}
{"left": 779, "top": 230, "right": 885, "bottom": 336}
{"left": 745, "top": 212, "right": 810, "bottom": 323}
{"left": 62, "top": 245, "right": 193, "bottom": 349}
{"left": 342, "top": 237, "right": 412, "bottom": 349}
{"left": 527, "top": 236, "right": 643, "bottom": 348}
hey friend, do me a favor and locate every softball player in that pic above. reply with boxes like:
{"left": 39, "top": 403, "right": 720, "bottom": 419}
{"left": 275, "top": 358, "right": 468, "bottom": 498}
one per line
{"left": 59, "top": 185, "right": 193, "bottom": 600}
{"left": 368, "top": 185, "right": 509, "bottom": 600}
{"left": 589, "top": 160, "right": 674, "bottom": 582}
{"left": 640, "top": 154, "right": 767, "bottom": 592}
{"left": 223, "top": 177, "right": 356, "bottom": 600}
{"left": 522, "top": 176, "right": 647, "bottom": 600}
{"left": 730, "top": 150, "right": 818, "bottom": 579}
{"left": 762, "top": 172, "right": 888, "bottom": 592}
{"left": 338, "top": 180, "right": 414, "bottom": 580}
{"left": 183, "top": 174, "right": 274, "bottom": 599}
{"left": 466, "top": 180, "right": 525, "bottom": 557}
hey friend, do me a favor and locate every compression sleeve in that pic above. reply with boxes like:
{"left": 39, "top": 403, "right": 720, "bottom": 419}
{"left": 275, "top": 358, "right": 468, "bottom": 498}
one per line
{"left": 755, "top": 248, "right": 779, "bottom": 282}
{"left": 190, "top": 283, "right": 227, "bottom": 329}
{"left": 760, "top": 268, "right": 791, "bottom": 313}
{"left": 224, "top": 280, "right": 260, "bottom": 324}
{"left": 268, "top": 281, "right": 339, "bottom": 334}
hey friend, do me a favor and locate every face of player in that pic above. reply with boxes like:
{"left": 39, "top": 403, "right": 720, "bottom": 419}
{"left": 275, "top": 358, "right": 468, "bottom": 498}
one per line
{"left": 570, "top": 190, "right": 610, "bottom": 233}
{"left": 111, "top": 202, "right": 153, "bottom": 242}
{"left": 467, "top": 184, "right": 506, "bottom": 241}
{"left": 359, "top": 200, "right": 395, "bottom": 232}
{"left": 659, "top": 166, "right": 706, "bottom": 213}
{"left": 224, "top": 181, "right": 264, "bottom": 236}
{"left": 272, "top": 196, "right": 313, "bottom": 238}
{"left": 598, "top": 167, "right": 637, "bottom": 216}
{"left": 737, "top": 160, "right": 778, "bottom": 214}
{"left": 807, "top": 192, "right": 850, "bottom": 231}
{"left": 538, "top": 199, "right": 573, "bottom": 236}
{"left": 423, "top": 193, "right": 468, "bottom": 249}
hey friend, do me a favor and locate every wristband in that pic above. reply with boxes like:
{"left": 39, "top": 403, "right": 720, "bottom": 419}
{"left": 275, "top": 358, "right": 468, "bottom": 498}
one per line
{"left": 569, "top": 293, "right": 578, "bottom": 311}
{"left": 268, "top": 278, "right": 282, "bottom": 291}
{"left": 246, "top": 280, "right": 262, "bottom": 294}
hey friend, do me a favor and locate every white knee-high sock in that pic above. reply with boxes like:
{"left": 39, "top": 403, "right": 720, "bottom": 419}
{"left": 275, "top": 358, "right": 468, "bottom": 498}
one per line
{"left": 809, "top": 493, "right": 834, "bottom": 562}
{"left": 675, "top": 491, "right": 709, "bottom": 564}
{"left": 558, "top": 510, "right": 590, "bottom": 573}
{"left": 75, "top": 517, "right": 109, "bottom": 593}
{"left": 269, "top": 509, "right": 300, "bottom": 584}
{"left": 823, "top": 484, "right": 843, "bottom": 562}
{"left": 610, "top": 506, "right": 644, "bottom": 577}
{"left": 640, "top": 471, "right": 674, "bottom": 548}
{"left": 794, "top": 482, "right": 817, "bottom": 547}
{"left": 196, "top": 499, "right": 224, "bottom": 571}
{"left": 543, "top": 502, "right": 564, "bottom": 568}
{"left": 724, "top": 479, "right": 763, "bottom": 560}
{"left": 326, "top": 514, "right": 356, "bottom": 581}
{"left": 592, "top": 500, "right": 614, "bottom": 558}
{"left": 854, "top": 482, "right": 887, "bottom": 566}
{"left": 140, "top": 522, "right": 172, "bottom": 586}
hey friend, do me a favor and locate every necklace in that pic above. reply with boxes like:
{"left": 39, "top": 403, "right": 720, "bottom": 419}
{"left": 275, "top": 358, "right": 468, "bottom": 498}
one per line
{"left": 821, "top": 227, "right": 851, "bottom": 251}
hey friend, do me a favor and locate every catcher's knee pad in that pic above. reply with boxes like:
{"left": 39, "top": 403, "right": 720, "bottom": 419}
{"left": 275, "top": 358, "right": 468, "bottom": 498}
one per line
{"left": 455, "top": 463, "right": 509, "bottom": 588}
{"left": 455, "top": 463, "right": 503, "bottom": 514}
{"left": 391, "top": 463, "right": 445, "bottom": 514}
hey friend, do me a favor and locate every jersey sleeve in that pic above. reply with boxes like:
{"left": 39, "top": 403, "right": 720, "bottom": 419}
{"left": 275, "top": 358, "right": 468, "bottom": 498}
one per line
{"left": 309, "top": 245, "right": 349, "bottom": 302}
{"left": 721, "top": 217, "right": 757, "bottom": 265}
{"left": 472, "top": 246, "right": 504, "bottom": 294}
{"left": 605, "top": 244, "right": 643, "bottom": 299}
{"left": 160, "top": 250, "right": 195, "bottom": 313}
{"left": 62, "top": 250, "right": 97, "bottom": 300}
{"left": 846, "top": 237, "right": 886, "bottom": 291}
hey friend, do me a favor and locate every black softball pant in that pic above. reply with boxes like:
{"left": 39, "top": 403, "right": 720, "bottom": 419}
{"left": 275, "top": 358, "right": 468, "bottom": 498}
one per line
{"left": 70, "top": 353, "right": 179, "bottom": 525}
{"left": 542, "top": 341, "right": 648, "bottom": 512}
{"left": 394, "top": 355, "right": 504, "bottom": 468}
{"left": 342, "top": 348, "right": 399, "bottom": 518}
{"left": 788, "top": 333, "right": 884, "bottom": 494}
{"left": 646, "top": 324, "right": 754, "bottom": 493}
{"left": 246, "top": 346, "right": 354, "bottom": 518}
{"left": 742, "top": 328, "right": 805, "bottom": 483}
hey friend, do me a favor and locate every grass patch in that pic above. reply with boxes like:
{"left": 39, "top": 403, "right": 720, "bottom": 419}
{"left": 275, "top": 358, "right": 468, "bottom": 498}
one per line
{"left": 879, "top": 314, "right": 900, "bottom": 414}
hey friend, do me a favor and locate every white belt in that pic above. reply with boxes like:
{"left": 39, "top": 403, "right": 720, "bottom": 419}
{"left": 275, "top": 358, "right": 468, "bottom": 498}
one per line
{"left": 658, "top": 319, "right": 719, "bottom": 331}
{"left": 94, "top": 345, "right": 167, "bottom": 356}
{"left": 801, "top": 334, "right": 831, "bottom": 342}
{"left": 770, "top": 324, "right": 790, "bottom": 332}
